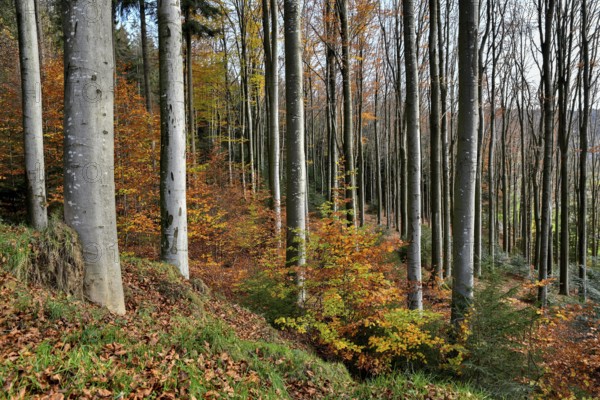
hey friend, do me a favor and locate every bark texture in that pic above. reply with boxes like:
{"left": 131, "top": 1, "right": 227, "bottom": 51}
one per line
{"left": 403, "top": 0, "right": 422, "bottom": 310}
{"left": 16, "top": 0, "right": 48, "bottom": 230}
{"left": 451, "top": 0, "right": 478, "bottom": 324}
{"left": 158, "top": 0, "right": 189, "bottom": 278}
{"left": 284, "top": 0, "right": 307, "bottom": 304}
{"left": 63, "top": 0, "right": 125, "bottom": 314}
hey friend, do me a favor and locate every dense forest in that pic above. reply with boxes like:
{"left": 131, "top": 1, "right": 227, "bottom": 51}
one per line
{"left": 1, "top": 0, "right": 600, "bottom": 398}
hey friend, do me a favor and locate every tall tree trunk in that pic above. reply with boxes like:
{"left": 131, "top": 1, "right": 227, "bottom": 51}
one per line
{"left": 429, "top": 0, "right": 443, "bottom": 280}
{"left": 337, "top": 0, "right": 356, "bottom": 226}
{"left": 158, "top": 0, "right": 189, "bottom": 278}
{"left": 263, "top": 0, "right": 282, "bottom": 239}
{"left": 538, "top": 0, "right": 556, "bottom": 306}
{"left": 578, "top": 0, "right": 590, "bottom": 301}
{"left": 375, "top": 68, "right": 383, "bottom": 225}
{"left": 63, "top": 0, "right": 125, "bottom": 314}
{"left": 326, "top": 0, "right": 338, "bottom": 211}
{"left": 284, "top": 0, "right": 307, "bottom": 305}
{"left": 16, "top": 0, "right": 48, "bottom": 230}
{"left": 357, "top": 44, "right": 366, "bottom": 227}
{"left": 451, "top": 0, "right": 478, "bottom": 325}
{"left": 185, "top": 12, "right": 196, "bottom": 165}
{"left": 139, "top": 0, "right": 152, "bottom": 114}
{"left": 439, "top": 0, "right": 451, "bottom": 278}
{"left": 403, "top": 0, "right": 422, "bottom": 310}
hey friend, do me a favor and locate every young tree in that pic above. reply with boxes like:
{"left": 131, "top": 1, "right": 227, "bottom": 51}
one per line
{"left": 284, "top": 0, "right": 307, "bottom": 304}
{"left": 158, "top": 0, "right": 189, "bottom": 278}
{"left": 16, "top": 0, "right": 48, "bottom": 230}
{"left": 63, "top": 0, "right": 125, "bottom": 314}
{"left": 402, "top": 0, "right": 422, "bottom": 310}
{"left": 451, "top": 0, "right": 478, "bottom": 324}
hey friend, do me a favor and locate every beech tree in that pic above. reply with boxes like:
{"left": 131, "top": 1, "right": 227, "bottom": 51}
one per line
{"left": 538, "top": 0, "right": 555, "bottom": 306}
{"left": 284, "top": 0, "right": 307, "bottom": 304}
{"left": 262, "top": 0, "right": 281, "bottom": 238}
{"left": 428, "top": 0, "right": 442, "bottom": 280}
{"left": 402, "top": 0, "right": 422, "bottom": 310}
{"left": 16, "top": 0, "right": 47, "bottom": 230}
{"left": 451, "top": 0, "right": 478, "bottom": 324}
{"left": 63, "top": 0, "right": 125, "bottom": 314}
{"left": 337, "top": 0, "right": 356, "bottom": 226}
{"left": 158, "top": 0, "right": 189, "bottom": 278}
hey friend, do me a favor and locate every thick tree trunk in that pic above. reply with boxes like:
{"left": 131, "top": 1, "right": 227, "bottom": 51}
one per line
{"left": 284, "top": 0, "right": 307, "bottom": 304}
{"left": 158, "top": 0, "right": 189, "bottom": 278}
{"left": 403, "top": 0, "right": 422, "bottom": 310}
{"left": 451, "top": 0, "right": 478, "bottom": 325}
{"left": 17, "top": 0, "right": 48, "bottom": 230}
{"left": 63, "top": 0, "right": 125, "bottom": 314}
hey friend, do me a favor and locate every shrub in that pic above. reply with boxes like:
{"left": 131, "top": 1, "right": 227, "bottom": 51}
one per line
{"left": 276, "top": 205, "right": 451, "bottom": 375}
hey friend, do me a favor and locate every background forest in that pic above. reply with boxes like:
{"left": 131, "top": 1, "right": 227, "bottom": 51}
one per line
{"left": 1, "top": 0, "right": 600, "bottom": 398}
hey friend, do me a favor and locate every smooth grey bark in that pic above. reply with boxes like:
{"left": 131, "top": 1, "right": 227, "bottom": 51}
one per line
{"left": 158, "top": 0, "right": 189, "bottom": 278}
{"left": 16, "top": 0, "right": 48, "bottom": 231}
{"left": 262, "top": 0, "right": 282, "bottom": 238}
{"left": 538, "top": 0, "right": 555, "bottom": 306}
{"left": 63, "top": 0, "right": 125, "bottom": 314}
{"left": 439, "top": 0, "right": 451, "bottom": 279}
{"left": 429, "top": 0, "right": 442, "bottom": 280}
{"left": 403, "top": 0, "right": 422, "bottom": 310}
{"left": 284, "top": 0, "right": 307, "bottom": 304}
{"left": 451, "top": 0, "right": 478, "bottom": 325}
{"left": 139, "top": 0, "right": 152, "bottom": 114}
{"left": 337, "top": 0, "right": 356, "bottom": 226}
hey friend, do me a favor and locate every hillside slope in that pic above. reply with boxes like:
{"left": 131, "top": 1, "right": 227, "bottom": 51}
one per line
{"left": 0, "top": 223, "right": 483, "bottom": 399}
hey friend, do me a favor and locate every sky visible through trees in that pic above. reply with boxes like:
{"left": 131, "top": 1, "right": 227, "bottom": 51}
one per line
{"left": 1, "top": 0, "right": 600, "bottom": 397}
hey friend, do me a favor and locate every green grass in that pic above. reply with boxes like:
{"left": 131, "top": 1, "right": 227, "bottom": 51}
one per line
{"left": 0, "top": 221, "right": 485, "bottom": 399}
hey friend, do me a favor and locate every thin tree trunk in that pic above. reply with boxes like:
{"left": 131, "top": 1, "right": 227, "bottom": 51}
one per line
{"left": 337, "top": 0, "right": 356, "bottom": 226}
{"left": 16, "top": 0, "right": 48, "bottom": 230}
{"left": 139, "top": 0, "right": 152, "bottom": 114}
{"left": 429, "top": 0, "right": 443, "bottom": 280}
{"left": 578, "top": 0, "right": 590, "bottom": 301}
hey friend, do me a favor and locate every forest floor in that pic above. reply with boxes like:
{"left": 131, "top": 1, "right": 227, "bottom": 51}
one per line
{"left": 0, "top": 222, "right": 484, "bottom": 399}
